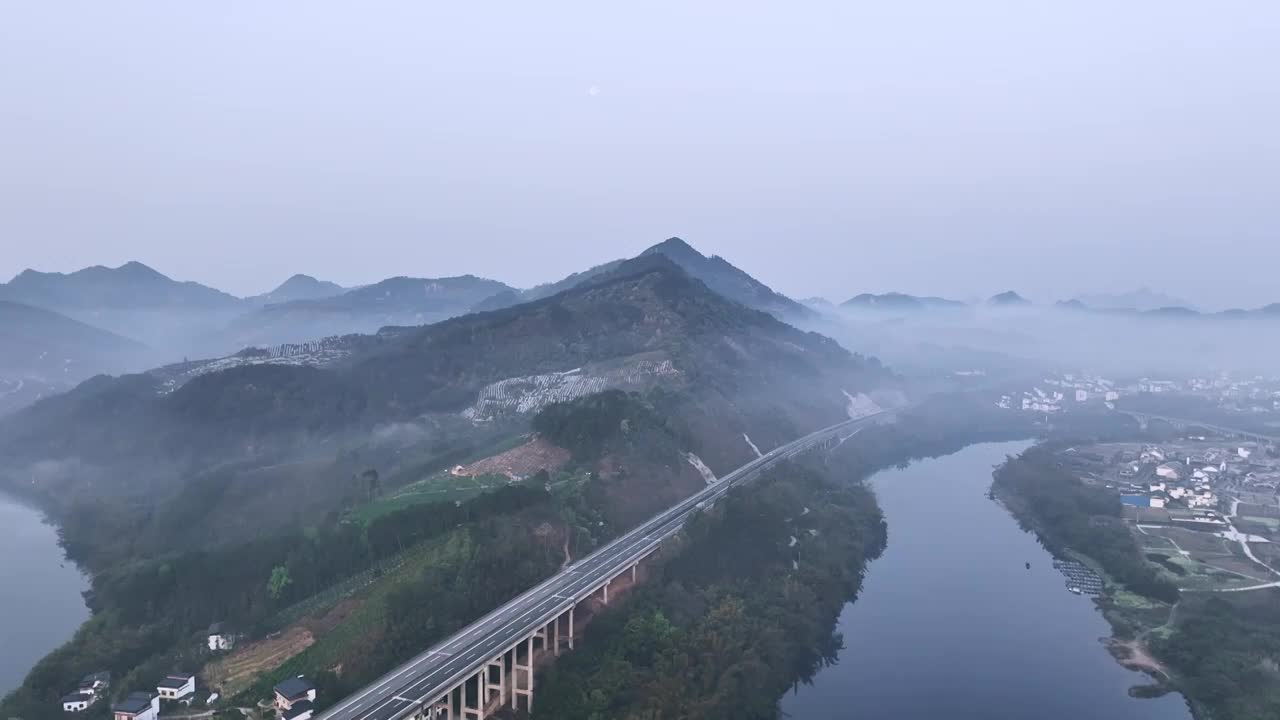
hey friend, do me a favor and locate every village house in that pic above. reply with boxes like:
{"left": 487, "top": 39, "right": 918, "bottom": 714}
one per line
{"left": 284, "top": 699, "right": 316, "bottom": 720}
{"left": 207, "top": 622, "right": 236, "bottom": 652}
{"left": 274, "top": 676, "right": 317, "bottom": 713}
{"left": 112, "top": 692, "right": 160, "bottom": 720}
{"left": 61, "top": 691, "right": 95, "bottom": 713}
{"left": 58, "top": 671, "right": 110, "bottom": 713}
{"left": 156, "top": 673, "right": 196, "bottom": 701}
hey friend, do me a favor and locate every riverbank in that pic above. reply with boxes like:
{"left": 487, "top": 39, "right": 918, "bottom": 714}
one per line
{"left": 0, "top": 490, "right": 90, "bottom": 696}
{"left": 992, "top": 444, "right": 1280, "bottom": 720}
{"left": 784, "top": 441, "right": 1190, "bottom": 720}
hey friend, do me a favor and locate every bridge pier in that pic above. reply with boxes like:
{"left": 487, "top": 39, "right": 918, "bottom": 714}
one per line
{"left": 512, "top": 636, "right": 534, "bottom": 711}
{"left": 461, "top": 672, "right": 482, "bottom": 720}
{"left": 486, "top": 652, "right": 505, "bottom": 706}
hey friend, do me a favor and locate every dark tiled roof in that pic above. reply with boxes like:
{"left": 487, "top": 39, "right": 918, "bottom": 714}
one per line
{"left": 61, "top": 691, "right": 93, "bottom": 704}
{"left": 158, "top": 674, "right": 194, "bottom": 689}
{"left": 274, "top": 676, "right": 315, "bottom": 701}
{"left": 112, "top": 693, "right": 154, "bottom": 714}
{"left": 283, "top": 700, "right": 314, "bottom": 720}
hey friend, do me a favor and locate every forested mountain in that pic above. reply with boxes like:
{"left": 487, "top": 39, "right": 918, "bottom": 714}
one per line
{"left": 0, "top": 301, "right": 145, "bottom": 373}
{"left": 247, "top": 274, "right": 345, "bottom": 305}
{"left": 0, "top": 261, "right": 242, "bottom": 312}
{"left": 472, "top": 237, "right": 811, "bottom": 321}
{"left": 0, "top": 254, "right": 886, "bottom": 556}
{"left": 639, "top": 237, "right": 811, "bottom": 318}
{"left": 0, "top": 300, "right": 151, "bottom": 415}
{"left": 223, "top": 275, "right": 514, "bottom": 347}
{"left": 0, "top": 261, "right": 248, "bottom": 359}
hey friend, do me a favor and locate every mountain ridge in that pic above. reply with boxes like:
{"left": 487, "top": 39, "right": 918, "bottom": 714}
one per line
{"left": 472, "top": 237, "right": 811, "bottom": 320}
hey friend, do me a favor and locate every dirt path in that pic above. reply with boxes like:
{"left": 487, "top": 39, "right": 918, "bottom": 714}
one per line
{"left": 1106, "top": 636, "right": 1169, "bottom": 679}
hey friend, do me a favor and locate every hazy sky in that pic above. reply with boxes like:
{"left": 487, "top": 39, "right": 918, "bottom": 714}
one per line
{"left": 2, "top": 2, "right": 1278, "bottom": 308}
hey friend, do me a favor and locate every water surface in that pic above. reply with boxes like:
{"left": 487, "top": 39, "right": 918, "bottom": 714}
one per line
{"left": 0, "top": 490, "right": 89, "bottom": 696}
{"left": 784, "top": 441, "right": 1191, "bottom": 720}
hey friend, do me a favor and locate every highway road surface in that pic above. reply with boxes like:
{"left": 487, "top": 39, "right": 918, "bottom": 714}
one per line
{"left": 318, "top": 411, "right": 893, "bottom": 720}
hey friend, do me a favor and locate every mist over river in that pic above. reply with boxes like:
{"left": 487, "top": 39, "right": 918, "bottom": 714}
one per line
{"left": 0, "top": 490, "right": 89, "bottom": 696}
{"left": 783, "top": 441, "right": 1192, "bottom": 720}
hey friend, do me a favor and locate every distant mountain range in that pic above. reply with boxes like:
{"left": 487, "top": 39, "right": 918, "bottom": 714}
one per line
{"left": 0, "top": 238, "right": 821, "bottom": 416}
{"left": 843, "top": 292, "right": 964, "bottom": 311}
{"left": 224, "top": 275, "right": 514, "bottom": 347}
{"left": 1071, "top": 288, "right": 1193, "bottom": 313}
{"left": 838, "top": 289, "right": 1280, "bottom": 320}
{"left": 0, "top": 252, "right": 885, "bottom": 536}
{"left": 0, "top": 261, "right": 242, "bottom": 312}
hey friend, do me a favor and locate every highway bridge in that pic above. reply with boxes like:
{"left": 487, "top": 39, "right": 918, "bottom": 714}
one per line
{"left": 1118, "top": 411, "right": 1280, "bottom": 444}
{"left": 318, "top": 411, "right": 894, "bottom": 720}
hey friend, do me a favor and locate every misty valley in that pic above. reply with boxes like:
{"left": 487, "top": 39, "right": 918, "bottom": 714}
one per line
{"left": 5, "top": 5, "right": 1280, "bottom": 719}
{"left": 2, "top": 237, "right": 1279, "bottom": 720}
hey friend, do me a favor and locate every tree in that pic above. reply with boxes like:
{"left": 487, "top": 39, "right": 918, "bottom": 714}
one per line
{"left": 268, "top": 564, "right": 292, "bottom": 600}
{"left": 362, "top": 468, "right": 381, "bottom": 500}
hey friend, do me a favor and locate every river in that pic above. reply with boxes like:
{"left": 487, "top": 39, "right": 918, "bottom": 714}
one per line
{"left": 0, "top": 490, "right": 90, "bottom": 697}
{"left": 783, "top": 441, "right": 1192, "bottom": 720}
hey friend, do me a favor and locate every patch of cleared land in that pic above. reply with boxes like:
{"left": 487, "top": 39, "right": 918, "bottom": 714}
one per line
{"left": 353, "top": 472, "right": 511, "bottom": 522}
{"left": 454, "top": 436, "right": 569, "bottom": 479}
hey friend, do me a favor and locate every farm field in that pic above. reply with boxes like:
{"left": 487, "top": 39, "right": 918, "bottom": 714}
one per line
{"left": 1138, "top": 526, "right": 1273, "bottom": 589}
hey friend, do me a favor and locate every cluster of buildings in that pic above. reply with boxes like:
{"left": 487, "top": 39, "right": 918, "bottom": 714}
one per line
{"left": 60, "top": 670, "right": 315, "bottom": 719}
{"left": 59, "top": 624, "right": 246, "bottom": 717}
{"left": 1114, "top": 444, "right": 1240, "bottom": 512}
{"left": 59, "top": 672, "right": 109, "bottom": 713}
{"left": 997, "top": 374, "right": 1122, "bottom": 414}
{"left": 1154, "top": 373, "right": 1280, "bottom": 413}
{"left": 997, "top": 372, "right": 1280, "bottom": 418}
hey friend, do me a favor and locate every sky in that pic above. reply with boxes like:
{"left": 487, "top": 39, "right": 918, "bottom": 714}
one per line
{"left": 2, "top": 1, "right": 1278, "bottom": 309}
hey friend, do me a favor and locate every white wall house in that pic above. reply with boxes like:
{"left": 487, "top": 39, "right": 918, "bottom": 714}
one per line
{"left": 62, "top": 692, "right": 95, "bottom": 712}
{"left": 274, "top": 676, "right": 317, "bottom": 711}
{"left": 113, "top": 692, "right": 160, "bottom": 720}
{"left": 207, "top": 622, "right": 235, "bottom": 651}
{"left": 157, "top": 674, "right": 196, "bottom": 701}
{"left": 284, "top": 701, "right": 316, "bottom": 720}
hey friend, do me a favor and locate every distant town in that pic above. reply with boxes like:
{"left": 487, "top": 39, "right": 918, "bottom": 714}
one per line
{"left": 997, "top": 372, "right": 1280, "bottom": 416}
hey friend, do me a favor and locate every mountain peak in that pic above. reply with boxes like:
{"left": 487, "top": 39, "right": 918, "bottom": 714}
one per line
{"left": 636, "top": 237, "right": 809, "bottom": 319}
{"left": 116, "top": 260, "right": 162, "bottom": 276}
{"left": 989, "top": 291, "right": 1030, "bottom": 306}
{"left": 9, "top": 268, "right": 44, "bottom": 284}
{"left": 251, "top": 274, "right": 345, "bottom": 306}
{"left": 643, "top": 237, "right": 702, "bottom": 259}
